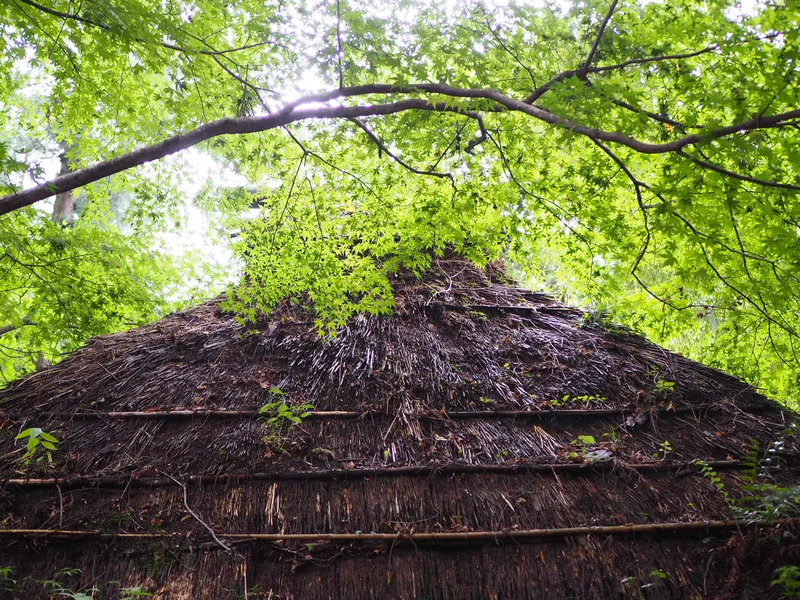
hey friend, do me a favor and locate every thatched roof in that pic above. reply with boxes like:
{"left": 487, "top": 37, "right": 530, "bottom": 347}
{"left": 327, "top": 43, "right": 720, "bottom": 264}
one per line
{"left": 0, "top": 256, "right": 799, "bottom": 599}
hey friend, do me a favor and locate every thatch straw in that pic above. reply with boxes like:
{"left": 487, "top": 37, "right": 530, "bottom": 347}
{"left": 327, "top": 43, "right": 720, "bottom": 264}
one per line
{"left": 0, "top": 255, "right": 798, "bottom": 599}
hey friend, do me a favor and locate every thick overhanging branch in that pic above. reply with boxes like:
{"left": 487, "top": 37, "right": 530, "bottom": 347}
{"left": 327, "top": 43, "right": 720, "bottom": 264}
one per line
{"left": 0, "top": 316, "right": 35, "bottom": 338}
{"left": 1, "top": 82, "right": 798, "bottom": 216}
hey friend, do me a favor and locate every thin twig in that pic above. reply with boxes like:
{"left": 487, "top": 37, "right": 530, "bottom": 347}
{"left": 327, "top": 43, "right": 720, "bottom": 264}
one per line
{"left": 349, "top": 118, "right": 455, "bottom": 184}
{"left": 336, "top": 0, "right": 344, "bottom": 89}
{"left": 159, "top": 471, "right": 232, "bottom": 552}
{"left": 678, "top": 150, "right": 800, "bottom": 191}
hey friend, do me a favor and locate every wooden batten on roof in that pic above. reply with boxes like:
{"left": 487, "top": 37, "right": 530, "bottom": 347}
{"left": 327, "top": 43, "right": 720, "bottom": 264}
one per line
{"left": 0, "top": 256, "right": 799, "bottom": 599}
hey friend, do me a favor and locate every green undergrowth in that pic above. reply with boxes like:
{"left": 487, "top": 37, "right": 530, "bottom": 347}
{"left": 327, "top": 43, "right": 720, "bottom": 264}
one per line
{"left": 0, "top": 566, "right": 151, "bottom": 599}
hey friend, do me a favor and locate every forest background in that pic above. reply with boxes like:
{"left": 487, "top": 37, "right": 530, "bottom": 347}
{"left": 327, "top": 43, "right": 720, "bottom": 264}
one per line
{"left": 1, "top": 0, "right": 799, "bottom": 407}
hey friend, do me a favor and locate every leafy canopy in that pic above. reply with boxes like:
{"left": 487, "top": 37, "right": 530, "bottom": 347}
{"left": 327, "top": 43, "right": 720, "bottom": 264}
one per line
{"left": 1, "top": 0, "right": 799, "bottom": 403}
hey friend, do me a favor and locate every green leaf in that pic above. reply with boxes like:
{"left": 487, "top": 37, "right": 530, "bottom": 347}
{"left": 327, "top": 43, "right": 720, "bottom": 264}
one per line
{"left": 15, "top": 428, "right": 41, "bottom": 440}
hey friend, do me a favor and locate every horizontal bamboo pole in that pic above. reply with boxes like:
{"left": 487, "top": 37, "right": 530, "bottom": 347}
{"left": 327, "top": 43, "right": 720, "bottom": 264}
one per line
{"left": 1, "top": 405, "right": 750, "bottom": 421}
{"left": 2, "top": 459, "right": 745, "bottom": 490}
{"left": 439, "top": 303, "right": 577, "bottom": 314}
{"left": 0, "top": 518, "right": 795, "bottom": 544}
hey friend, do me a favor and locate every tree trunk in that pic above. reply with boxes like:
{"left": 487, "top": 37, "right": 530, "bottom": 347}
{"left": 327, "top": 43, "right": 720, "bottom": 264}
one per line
{"left": 51, "top": 149, "right": 75, "bottom": 224}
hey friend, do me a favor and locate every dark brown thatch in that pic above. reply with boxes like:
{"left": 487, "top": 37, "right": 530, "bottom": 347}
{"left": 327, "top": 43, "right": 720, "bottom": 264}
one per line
{"left": 0, "top": 257, "right": 799, "bottom": 599}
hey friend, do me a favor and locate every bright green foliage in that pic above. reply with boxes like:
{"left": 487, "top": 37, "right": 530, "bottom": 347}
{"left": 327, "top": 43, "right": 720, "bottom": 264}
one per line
{"left": 0, "top": 207, "right": 199, "bottom": 382}
{"left": 550, "top": 393, "right": 607, "bottom": 406}
{"left": 1, "top": 0, "right": 799, "bottom": 407}
{"left": 14, "top": 426, "right": 58, "bottom": 464}
{"left": 773, "top": 565, "right": 800, "bottom": 599}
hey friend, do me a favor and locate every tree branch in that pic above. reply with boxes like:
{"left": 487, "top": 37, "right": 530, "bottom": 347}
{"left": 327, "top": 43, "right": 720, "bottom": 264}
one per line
{"left": 678, "top": 150, "right": 800, "bottom": 191}
{"left": 0, "top": 316, "right": 35, "bottom": 338}
{"left": 14, "top": 0, "right": 276, "bottom": 57}
{"left": 336, "top": 0, "right": 344, "bottom": 89}
{"left": 349, "top": 118, "right": 454, "bottom": 183}
{"left": 2, "top": 82, "right": 798, "bottom": 215}
{"left": 581, "top": 0, "right": 619, "bottom": 74}
{"left": 482, "top": 15, "right": 537, "bottom": 90}
{"left": 524, "top": 46, "right": 718, "bottom": 104}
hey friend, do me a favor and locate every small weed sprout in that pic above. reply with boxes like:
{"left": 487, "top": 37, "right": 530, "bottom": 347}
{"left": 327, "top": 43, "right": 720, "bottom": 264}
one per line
{"left": 120, "top": 588, "right": 155, "bottom": 599}
{"left": 621, "top": 570, "right": 668, "bottom": 593}
{"left": 574, "top": 435, "right": 596, "bottom": 446}
{"left": 566, "top": 435, "right": 597, "bottom": 461}
{"left": 653, "top": 440, "right": 672, "bottom": 461}
{"left": 51, "top": 588, "right": 99, "bottom": 600}
{"left": 655, "top": 378, "right": 676, "bottom": 395}
{"left": 641, "top": 570, "right": 668, "bottom": 589}
{"left": 0, "top": 567, "right": 14, "bottom": 592}
{"left": 603, "top": 428, "right": 621, "bottom": 445}
{"left": 648, "top": 364, "right": 677, "bottom": 396}
{"left": 773, "top": 566, "right": 800, "bottom": 599}
{"left": 258, "top": 387, "right": 313, "bottom": 451}
{"left": 0, "top": 566, "right": 153, "bottom": 598}
{"left": 15, "top": 427, "right": 59, "bottom": 465}
{"left": 550, "top": 393, "right": 607, "bottom": 407}
{"left": 696, "top": 460, "right": 731, "bottom": 504}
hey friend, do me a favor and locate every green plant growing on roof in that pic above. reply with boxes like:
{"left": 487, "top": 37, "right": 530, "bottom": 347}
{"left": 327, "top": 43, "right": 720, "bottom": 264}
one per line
{"left": 258, "top": 387, "right": 314, "bottom": 451}
{"left": 0, "top": 565, "right": 152, "bottom": 599}
{"left": 578, "top": 309, "right": 636, "bottom": 334}
{"left": 14, "top": 427, "right": 59, "bottom": 466}
{"left": 773, "top": 566, "right": 800, "bottom": 599}
{"left": 654, "top": 378, "right": 676, "bottom": 395}
{"left": 735, "top": 440, "right": 800, "bottom": 522}
{"left": 48, "top": 585, "right": 99, "bottom": 600}
{"left": 119, "top": 588, "right": 154, "bottom": 599}
{"left": 620, "top": 570, "right": 668, "bottom": 596}
{"left": 467, "top": 310, "right": 487, "bottom": 323}
{"left": 0, "top": 567, "right": 14, "bottom": 593}
{"left": 565, "top": 435, "right": 597, "bottom": 461}
{"left": 697, "top": 440, "right": 800, "bottom": 522}
{"left": 603, "top": 428, "right": 621, "bottom": 445}
{"left": 573, "top": 435, "right": 596, "bottom": 447}
{"left": 550, "top": 393, "right": 606, "bottom": 407}
{"left": 44, "top": 584, "right": 152, "bottom": 600}
{"left": 653, "top": 440, "right": 672, "bottom": 461}
{"left": 696, "top": 459, "right": 732, "bottom": 505}
{"left": 641, "top": 569, "right": 668, "bottom": 589}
